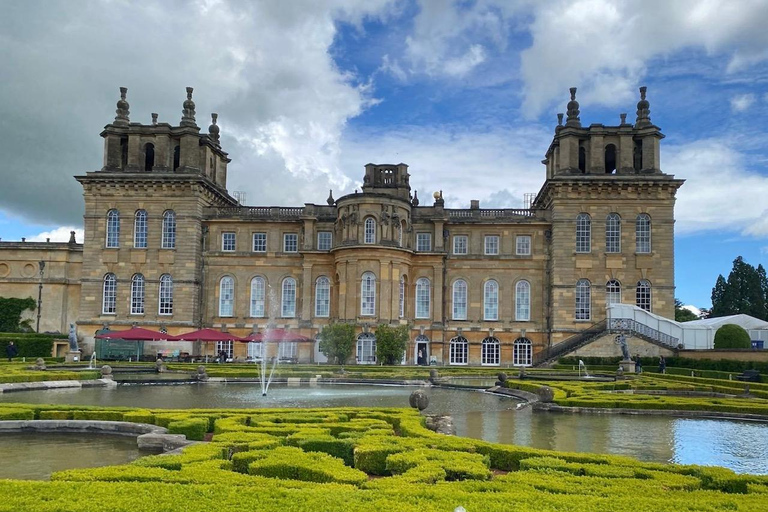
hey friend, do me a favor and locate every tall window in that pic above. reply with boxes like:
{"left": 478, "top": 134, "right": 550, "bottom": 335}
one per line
{"left": 356, "top": 333, "right": 377, "bottom": 364}
{"left": 416, "top": 233, "right": 432, "bottom": 251}
{"left": 399, "top": 276, "right": 405, "bottom": 318}
{"left": 575, "top": 279, "right": 591, "bottom": 320}
{"left": 102, "top": 273, "right": 117, "bottom": 314}
{"left": 283, "top": 233, "right": 298, "bottom": 252}
{"left": 364, "top": 217, "right": 376, "bottom": 244}
{"left": 134, "top": 210, "right": 147, "bottom": 248}
{"left": 130, "top": 274, "right": 145, "bottom": 314}
{"left": 453, "top": 235, "right": 468, "bottom": 255}
{"left": 315, "top": 276, "right": 330, "bottom": 317}
{"left": 636, "top": 214, "right": 651, "bottom": 253}
{"left": 415, "top": 278, "right": 431, "bottom": 319}
{"left": 317, "top": 231, "right": 332, "bottom": 251}
{"left": 250, "top": 277, "right": 266, "bottom": 317}
{"left": 576, "top": 213, "right": 591, "bottom": 253}
{"left": 361, "top": 272, "right": 376, "bottom": 316}
{"left": 636, "top": 280, "right": 651, "bottom": 311}
{"left": 513, "top": 338, "right": 532, "bottom": 366}
{"left": 515, "top": 280, "right": 531, "bottom": 321}
{"left": 247, "top": 342, "right": 263, "bottom": 360}
{"left": 252, "top": 233, "right": 267, "bottom": 252}
{"left": 158, "top": 274, "right": 173, "bottom": 315}
{"left": 106, "top": 209, "right": 120, "bottom": 248}
{"left": 516, "top": 235, "right": 531, "bottom": 255}
{"left": 282, "top": 277, "right": 296, "bottom": 317}
{"left": 484, "top": 280, "right": 499, "bottom": 320}
{"left": 606, "top": 280, "right": 621, "bottom": 306}
{"left": 219, "top": 276, "right": 234, "bottom": 317}
{"left": 449, "top": 336, "right": 468, "bottom": 365}
{"left": 279, "top": 342, "right": 298, "bottom": 360}
{"left": 484, "top": 235, "right": 499, "bottom": 255}
{"left": 216, "top": 340, "right": 233, "bottom": 359}
{"left": 222, "top": 232, "right": 236, "bottom": 251}
{"left": 452, "top": 280, "right": 467, "bottom": 320}
{"left": 606, "top": 213, "right": 621, "bottom": 253}
{"left": 482, "top": 337, "right": 500, "bottom": 366}
{"left": 162, "top": 210, "right": 176, "bottom": 249}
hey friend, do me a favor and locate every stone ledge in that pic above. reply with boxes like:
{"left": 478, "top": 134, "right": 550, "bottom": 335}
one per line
{"left": 0, "top": 379, "right": 115, "bottom": 394}
{"left": 535, "top": 403, "right": 768, "bottom": 422}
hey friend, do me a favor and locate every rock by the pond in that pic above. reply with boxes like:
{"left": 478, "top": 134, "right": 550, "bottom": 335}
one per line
{"left": 425, "top": 415, "right": 455, "bottom": 435}
{"left": 409, "top": 390, "right": 429, "bottom": 411}
{"left": 497, "top": 372, "right": 508, "bottom": 383}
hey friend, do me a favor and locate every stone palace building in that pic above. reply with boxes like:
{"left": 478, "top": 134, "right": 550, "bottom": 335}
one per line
{"left": 0, "top": 86, "right": 683, "bottom": 365}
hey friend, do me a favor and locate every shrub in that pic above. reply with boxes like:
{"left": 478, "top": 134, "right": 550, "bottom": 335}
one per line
{"left": 248, "top": 446, "right": 368, "bottom": 486}
{"left": 167, "top": 417, "right": 209, "bottom": 441}
{"left": 714, "top": 324, "right": 752, "bottom": 349}
{"left": 0, "top": 407, "right": 34, "bottom": 420}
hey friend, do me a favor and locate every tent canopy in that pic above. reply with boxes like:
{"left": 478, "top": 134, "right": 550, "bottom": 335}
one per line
{"left": 172, "top": 328, "right": 246, "bottom": 342}
{"left": 242, "top": 329, "right": 311, "bottom": 343}
{"left": 684, "top": 314, "right": 768, "bottom": 331}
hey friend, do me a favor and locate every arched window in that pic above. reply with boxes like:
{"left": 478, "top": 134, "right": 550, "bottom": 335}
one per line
{"left": 158, "top": 274, "right": 173, "bottom": 315}
{"left": 134, "top": 210, "right": 147, "bottom": 248}
{"left": 415, "top": 278, "right": 431, "bottom": 319}
{"left": 219, "top": 276, "right": 234, "bottom": 317}
{"left": 575, "top": 279, "right": 591, "bottom": 320}
{"left": 361, "top": 272, "right": 376, "bottom": 316}
{"left": 636, "top": 214, "right": 651, "bottom": 253}
{"left": 452, "top": 279, "right": 467, "bottom": 320}
{"left": 578, "top": 145, "right": 586, "bottom": 172}
{"left": 515, "top": 280, "right": 531, "bottom": 321}
{"left": 576, "top": 213, "right": 591, "bottom": 253}
{"left": 250, "top": 277, "right": 266, "bottom": 317}
{"left": 282, "top": 277, "right": 296, "bottom": 318}
{"left": 364, "top": 217, "right": 376, "bottom": 244}
{"left": 315, "top": 276, "right": 330, "bottom": 317}
{"left": 399, "top": 275, "right": 405, "bottom": 318}
{"left": 484, "top": 280, "right": 498, "bottom": 321}
{"left": 106, "top": 209, "right": 120, "bottom": 248}
{"left": 449, "top": 336, "right": 468, "bottom": 365}
{"left": 636, "top": 280, "right": 651, "bottom": 312}
{"left": 513, "top": 338, "right": 532, "bottom": 366}
{"left": 144, "top": 143, "right": 155, "bottom": 171}
{"left": 606, "top": 280, "right": 621, "bottom": 306}
{"left": 605, "top": 213, "right": 621, "bottom": 253}
{"left": 356, "top": 332, "right": 376, "bottom": 364}
{"left": 130, "top": 274, "right": 145, "bottom": 315}
{"left": 162, "top": 210, "right": 176, "bottom": 249}
{"left": 481, "top": 336, "right": 500, "bottom": 366}
{"left": 102, "top": 273, "right": 117, "bottom": 314}
{"left": 173, "top": 145, "right": 180, "bottom": 172}
{"left": 604, "top": 144, "right": 617, "bottom": 174}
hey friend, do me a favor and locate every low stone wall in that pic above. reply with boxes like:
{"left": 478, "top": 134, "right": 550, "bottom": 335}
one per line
{"left": 0, "top": 379, "right": 115, "bottom": 393}
{"left": 535, "top": 403, "right": 768, "bottom": 422}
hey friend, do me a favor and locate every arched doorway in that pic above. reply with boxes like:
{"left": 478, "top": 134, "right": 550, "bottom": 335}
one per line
{"left": 415, "top": 334, "right": 429, "bottom": 365}
{"left": 356, "top": 332, "right": 376, "bottom": 365}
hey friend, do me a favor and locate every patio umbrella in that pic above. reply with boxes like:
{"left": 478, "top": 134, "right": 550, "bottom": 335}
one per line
{"left": 95, "top": 327, "right": 176, "bottom": 360}
{"left": 258, "top": 328, "right": 312, "bottom": 342}
{"left": 172, "top": 328, "right": 247, "bottom": 342}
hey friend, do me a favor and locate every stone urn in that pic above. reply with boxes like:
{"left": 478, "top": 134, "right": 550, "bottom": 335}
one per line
{"left": 429, "top": 368, "right": 439, "bottom": 382}
{"left": 537, "top": 385, "right": 555, "bottom": 403}
{"left": 409, "top": 390, "right": 430, "bottom": 411}
{"left": 196, "top": 365, "right": 209, "bottom": 382}
{"left": 496, "top": 372, "right": 508, "bottom": 386}
{"left": 155, "top": 358, "right": 167, "bottom": 373}
{"left": 100, "top": 365, "right": 113, "bottom": 380}
{"left": 33, "top": 358, "right": 47, "bottom": 371}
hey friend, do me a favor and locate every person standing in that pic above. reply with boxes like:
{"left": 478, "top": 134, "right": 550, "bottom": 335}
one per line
{"left": 635, "top": 354, "right": 643, "bottom": 374}
{"left": 659, "top": 356, "right": 666, "bottom": 374}
{"left": 6, "top": 341, "right": 18, "bottom": 362}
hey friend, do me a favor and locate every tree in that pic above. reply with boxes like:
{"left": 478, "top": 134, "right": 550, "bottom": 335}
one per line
{"left": 375, "top": 324, "right": 409, "bottom": 366}
{"left": 0, "top": 297, "right": 36, "bottom": 332}
{"left": 318, "top": 323, "right": 356, "bottom": 365}
{"left": 713, "top": 324, "right": 751, "bottom": 349}
{"left": 710, "top": 257, "right": 768, "bottom": 320}
{"left": 674, "top": 299, "right": 698, "bottom": 322}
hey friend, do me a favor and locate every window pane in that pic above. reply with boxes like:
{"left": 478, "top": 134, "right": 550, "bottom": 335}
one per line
{"left": 106, "top": 210, "right": 120, "bottom": 248}
{"left": 416, "top": 278, "right": 430, "bottom": 318}
{"left": 452, "top": 280, "right": 467, "bottom": 320}
{"left": 250, "top": 277, "right": 265, "bottom": 317}
{"left": 222, "top": 233, "right": 236, "bottom": 251}
{"left": 636, "top": 280, "right": 651, "bottom": 311}
{"left": 606, "top": 213, "right": 621, "bottom": 253}
{"left": 162, "top": 211, "right": 176, "bottom": 249}
{"left": 399, "top": 276, "right": 405, "bottom": 318}
{"left": 516, "top": 280, "right": 530, "bottom": 321}
{"left": 576, "top": 214, "right": 591, "bottom": 253}
{"left": 453, "top": 235, "right": 468, "bottom": 255}
{"left": 317, "top": 231, "right": 332, "bottom": 251}
{"left": 416, "top": 233, "right": 431, "bottom": 251}
{"left": 361, "top": 272, "right": 376, "bottom": 316}
{"left": 484, "top": 280, "right": 498, "bottom": 320}
{"left": 606, "top": 280, "right": 621, "bottom": 306}
{"left": 103, "top": 274, "right": 116, "bottom": 314}
{"left": 282, "top": 278, "right": 296, "bottom": 317}
{"left": 513, "top": 338, "right": 532, "bottom": 366}
{"left": 252, "top": 233, "right": 267, "bottom": 252}
{"left": 219, "top": 277, "right": 234, "bottom": 317}
{"left": 283, "top": 234, "right": 298, "bottom": 252}
{"left": 516, "top": 235, "right": 531, "bottom": 255}
{"left": 158, "top": 274, "right": 173, "bottom": 315}
{"left": 484, "top": 235, "right": 499, "bottom": 255}
{"left": 364, "top": 218, "right": 376, "bottom": 244}
{"left": 315, "top": 277, "right": 330, "bottom": 317}
{"left": 636, "top": 214, "right": 651, "bottom": 253}
{"left": 131, "top": 274, "right": 145, "bottom": 314}
{"left": 449, "top": 336, "right": 468, "bottom": 365}
{"left": 134, "top": 210, "right": 147, "bottom": 248}
{"left": 575, "top": 279, "right": 591, "bottom": 320}
{"left": 482, "top": 337, "right": 500, "bottom": 365}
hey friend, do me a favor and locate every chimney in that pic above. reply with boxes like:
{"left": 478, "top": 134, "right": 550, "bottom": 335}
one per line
{"left": 470, "top": 200, "right": 480, "bottom": 210}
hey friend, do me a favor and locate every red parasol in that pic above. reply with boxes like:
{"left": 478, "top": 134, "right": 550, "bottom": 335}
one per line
{"left": 172, "top": 328, "right": 247, "bottom": 342}
{"left": 95, "top": 327, "right": 177, "bottom": 341}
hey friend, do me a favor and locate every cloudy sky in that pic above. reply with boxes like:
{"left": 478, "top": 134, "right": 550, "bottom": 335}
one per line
{"left": 2, "top": 0, "right": 768, "bottom": 309}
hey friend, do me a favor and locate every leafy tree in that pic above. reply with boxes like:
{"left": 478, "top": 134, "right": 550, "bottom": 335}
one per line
{"left": 0, "top": 297, "right": 36, "bottom": 332}
{"left": 375, "top": 324, "right": 409, "bottom": 365}
{"left": 713, "top": 324, "right": 752, "bottom": 349}
{"left": 674, "top": 299, "right": 698, "bottom": 322}
{"left": 318, "top": 323, "right": 356, "bottom": 365}
{"left": 711, "top": 257, "right": 768, "bottom": 320}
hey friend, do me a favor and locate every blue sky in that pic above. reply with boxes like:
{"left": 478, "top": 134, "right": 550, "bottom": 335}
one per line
{"left": 1, "top": 0, "right": 768, "bottom": 309}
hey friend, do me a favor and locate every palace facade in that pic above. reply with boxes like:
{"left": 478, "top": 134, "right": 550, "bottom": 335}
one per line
{"left": 0, "top": 86, "right": 683, "bottom": 365}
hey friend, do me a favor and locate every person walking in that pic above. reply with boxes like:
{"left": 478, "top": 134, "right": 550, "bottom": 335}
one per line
{"left": 635, "top": 354, "right": 643, "bottom": 374}
{"left": 659, "top": 356, "right": 666, "bottom": 374}
{"left": 6, "top": 341, "right": 19, "bottom": 362}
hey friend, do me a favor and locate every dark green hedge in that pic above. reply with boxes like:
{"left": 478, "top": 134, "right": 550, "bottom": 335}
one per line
{"left": 714, "top": 324, "right": 752, "bottom": 349}
{"left": 0, "top": 334, "right": 55, "bottom": 357}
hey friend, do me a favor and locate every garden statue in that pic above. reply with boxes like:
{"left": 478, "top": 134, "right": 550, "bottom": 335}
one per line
{"left": 68, "top": 323, "right": 79, "bottom": 352}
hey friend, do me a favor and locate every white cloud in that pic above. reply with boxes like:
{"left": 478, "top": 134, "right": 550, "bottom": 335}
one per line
{"left": 730, "top": 93, "right": 756, "bottom": 112}
{"left": 28, "top": 227, "right": 84, "bottom": 243}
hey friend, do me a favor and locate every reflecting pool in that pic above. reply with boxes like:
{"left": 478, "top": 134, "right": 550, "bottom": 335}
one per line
{"left": 3, "top": 383, "right": 767, "bottom": 474}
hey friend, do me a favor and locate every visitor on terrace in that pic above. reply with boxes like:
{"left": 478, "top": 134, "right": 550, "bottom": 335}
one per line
{"left": 635, "top": 355, "right": 643, "bottom": 374}
{"left": 6, "top": 341, "right": 18, "bottom": 362}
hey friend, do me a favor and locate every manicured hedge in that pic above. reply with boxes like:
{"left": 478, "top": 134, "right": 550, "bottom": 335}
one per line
{"left": 0, "top": 334, "right": 56, "bottom": 358}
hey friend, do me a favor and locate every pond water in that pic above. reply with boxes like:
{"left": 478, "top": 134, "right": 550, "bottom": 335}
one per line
{"left": 0, "top": 433, "right": 142, "bottom": 480}
{"left": 2, "top": 383, "right": 768, "bottom": 474}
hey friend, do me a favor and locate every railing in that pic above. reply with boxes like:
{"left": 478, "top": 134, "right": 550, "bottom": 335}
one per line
{"left": 447, "top": 208, "right": 537, "bottom": 219}
{"left": 533, "top": 319, "right": 607, "bottom": 366}
{"left": 608, "top": 318, "right": 679, "bottom": 348}
{"left": 205, "top": 206, "right": 305, "bottom": 219}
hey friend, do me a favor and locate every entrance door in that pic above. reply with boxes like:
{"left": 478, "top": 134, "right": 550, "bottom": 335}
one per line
{"left": 415, "top": 334, "right": 429, "bottom": 365}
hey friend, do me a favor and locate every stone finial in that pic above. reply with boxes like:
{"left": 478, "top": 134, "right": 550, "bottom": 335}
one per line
{"left": 181, "top": 87, "right": 197, "bottom": 127}
{"left": 557, "top": 112, "right": 564, "bottom": 126}
{"left": 68, "top": 230, "right": 76, "bottom": 244}
{"left": 409, "top": 390, "right": 429, "bottom": 411}
{"left": 208, "top": 113, "right": 220, "bottom": 143}
{"left": 151, "top": 113, "right": 158, "bottom": 125}
{"left": 635, "top": 86, "right": 651, "bottom": 127}
{"left": 620, "top": 113, "right": 627, "bottom": 125}
{"left": 411, "top": 190, "right": 420, "bottom": 206}
{"left": 114, "top": 87, "right": 130, "bottom": 126}
{"left": 565, "top": 87, "right": 580, "bottom": 127}
{"left": 326, "top": 189, "right": 335, "bottom": 206}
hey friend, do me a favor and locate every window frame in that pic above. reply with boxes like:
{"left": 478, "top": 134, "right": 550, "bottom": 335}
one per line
{"left": 364, "top": 217, "right": 376, "bottom": 244}
{"left": 219, "top": 276, "right": 234, "bottom": 317}
{"left": 102, "top": 273, "right": 117, "bottom": 314}
{"left": 453, "top": 235, "right": 468, "bottom": 255}
{"left": 483, "top": 280, "right": 499, "bottom": 321}
{"left": 222, "top": 232, "right": 236, "bottom": 252}
{"left": 106, "top": 209, "right": 120, "bottom": 248}
{"left": 605, "top": 213, "right": 621, "bottom": 253}
{"left": 250, "top": 276, "right": 266, "bottom": 318}
{"left": 513, "top": 338, "right": 532, "bottom": 366}
{"left": 252, "top": 232, "right": 267, "bottom": 253}
{"left": 130, "top": 274, "right": 145, "bottom": 315}
{"left": 636, "top": 214, "right": 652, "bottom": 254}
{"left": 133, "top": 210, "right": 148, "bottom": 249}
{"left": 416, "top": 233, "right": 432, "bottom": 252}
{"left": 415, "top": 277, "right": 431, "bottom": 319}
{"left": 484, "top": 235, "right": 500, "bottom": 255}
{"left": 283, "top": 233, "right": 298, "bottom": 253}
{"left": 315, "top": 276, "right": 331, "bottom": 317}
{"left": 481, "top": 336, "right": 500, "bottom": 366}
{"left": 317, "top": 231, "right": 332, "bottom": 251}
{"left": 575, "top": 279, "right": 591, "bottom": 320}
{"left": 158, "top": 274, "right": 173, "bottom": 315}
{"left": 636, "top": 280, "right": 651, "bottom": 312}
{"left": 360, "top": 272, "right": 376, "bottom": 316}
{"left": 516, "top": 235, "right": 531, "bottom": 256}
{"left": 161, "top": 210, "right": 176, "bottom": 249}
{"left": 515, "top": 280, "right": 531, "bottom": 321}
{"left": 281, "top": 277, "right": 297, "bottom": 318}
{"left": 606, "top": 279, "right": 622, "bottom": 307}
{"left": 449, "top": 336, "right": 468, "bottom": 365}
{"left": 576, "top": 213, "right": 591, "bottom": 253}
{"left": 452, "top": 279, "right": 468, "bottom": 320}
